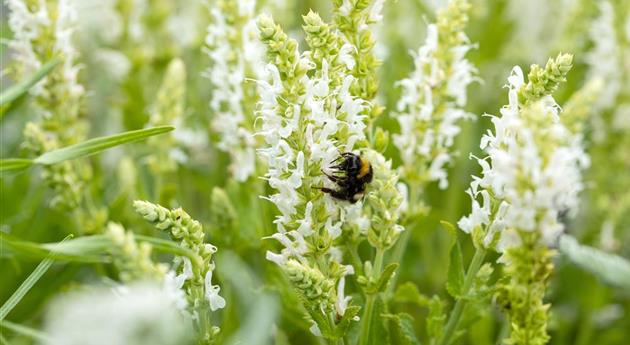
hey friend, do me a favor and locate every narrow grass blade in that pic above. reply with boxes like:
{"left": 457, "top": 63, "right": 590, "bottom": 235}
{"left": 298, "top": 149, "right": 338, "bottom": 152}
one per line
{"left": 0, "top": 159, "right": 33, "bottom": 176}
{"left": 0, "top": 58, "right": 60, "bottom": 107}
{"left": 0, "top": 320, "right": 51, "bottom": 343}
{"left": 1, "top": 232, "right": 197, "bottom": 266}
{"left": 559, "top": 234, "right": 630, "bottom": 289}
{"left": 34, "top": 126, "right": 174, "bottom": 165}
{"left": 0, "top": 236, "right": 71, "bottom": 321}
{"left": 0, "top": 232, "right": 108, "bottom": 263}
{"left": 0, "top": 333, "right": 9, "bottom": 345}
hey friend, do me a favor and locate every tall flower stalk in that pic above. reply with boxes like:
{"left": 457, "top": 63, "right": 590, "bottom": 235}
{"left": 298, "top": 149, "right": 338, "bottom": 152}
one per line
{"left": 204, "top": 0, "right": 265, "bottom": 182}
{"left": 146, "top": 58, "right": 188, "bottom": 203}
{"left": 394, "top": 0, "right": 476, "bottom": 191}
{"left": 583, "top": 0, "right": 630, "bottom": 251}
{"left": 134, "top": 200, "right": 225, "bottom": 344}
{"left": 452, "top": 54, "right": 587, "bottom": 345}
{"left": 388, "top": 0, "right": 477, "bottom": 300}
{"left": 6, "top": 0, "right": 111, "bottom": 233}
{"left": 256, "top": 1, "right": 403, "bottom": 341}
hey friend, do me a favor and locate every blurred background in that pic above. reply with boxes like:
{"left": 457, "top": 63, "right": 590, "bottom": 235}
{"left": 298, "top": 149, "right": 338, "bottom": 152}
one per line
{"left": 1, "top": 0, "right": 629, "bottom": 344}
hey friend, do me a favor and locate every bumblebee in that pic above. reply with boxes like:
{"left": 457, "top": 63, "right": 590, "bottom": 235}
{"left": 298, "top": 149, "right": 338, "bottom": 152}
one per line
{"left": 320, "top": 152, "right": 373, "bottom": 203}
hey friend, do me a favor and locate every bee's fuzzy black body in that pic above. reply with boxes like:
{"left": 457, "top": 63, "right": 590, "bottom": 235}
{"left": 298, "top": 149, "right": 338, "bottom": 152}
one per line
{"left": 320, "top": 152, "right": 373, "bottom": 203}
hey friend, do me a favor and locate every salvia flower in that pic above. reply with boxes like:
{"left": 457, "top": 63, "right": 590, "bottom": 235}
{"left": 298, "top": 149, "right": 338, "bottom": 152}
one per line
{"left": 256, "top": 6, "right": 401, "bottom": 337}
{"left": 458, "top": 54, "right": 585, "bottom": 345}
{"left": 204, "top": 0, "right": 265, "bottom": 182}
{"left": 7, "top": 0, "right": 88, "bottom": 211}
{"left": 332, "top": 0, "right": 385, "bottom": 117}
{"left": 107, "top": 222, "right": 168, "bottom": 282}
{"left": 394, "top": 0, "right": 477, "bottom": 190}
{"left": 146, "top": 58, "right": 188, "bottom": 175}
{"left": 585, "top": 1, "right": 623, "bottom": 118}
{"left": 133, "top": 200, "right": 224, "bottom": 341}
{"left": 458, "top": 53, "right": 582, "bottom": 250}
{"left": 583, "top": 0, "right": 630, "bottom": 251}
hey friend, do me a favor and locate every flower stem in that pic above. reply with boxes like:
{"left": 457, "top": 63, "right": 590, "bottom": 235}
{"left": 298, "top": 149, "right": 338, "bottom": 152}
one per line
{"left": 358, "top": 248, "right": 385, "bottom": 345}
{"left": 385, "top": 182, "right": 421, "bottom": 297}
{"left": 437, "top": 246, "right": 487, "bottom": 345}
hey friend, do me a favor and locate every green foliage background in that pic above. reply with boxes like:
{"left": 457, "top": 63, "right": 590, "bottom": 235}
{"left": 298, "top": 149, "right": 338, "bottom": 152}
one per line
{"left": 1, "top": 0, "right": 629, "bottom": 344}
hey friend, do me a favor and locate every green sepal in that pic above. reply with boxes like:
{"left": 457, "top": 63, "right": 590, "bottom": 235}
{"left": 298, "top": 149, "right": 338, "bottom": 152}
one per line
{"left": 393, "top": 282, "right": 430, "bottom": 307}
{"left": 334, "top": 305, "right": 361, "bottom": 338}
{"left": 384, "top": 313, "right": 421, "bottom": 345}
{"left": 446, "top": 239, "right": 465, "bottom": 298}
{"left": 366, "top": 263, "right": 399, "bottom": 294}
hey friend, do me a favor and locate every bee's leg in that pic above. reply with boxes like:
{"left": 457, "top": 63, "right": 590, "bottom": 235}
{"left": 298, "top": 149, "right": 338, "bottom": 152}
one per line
{"left": 322, "top": 170, "right": 350, "bottom": 185}
{"left": 330, "top": 154, "right": 345, "bottom": 164}
{"left": 321, "top": 170, "right": 341, "bottom": 182}
{"left": 319, "top": 187, "right": 352, "bottom": 202}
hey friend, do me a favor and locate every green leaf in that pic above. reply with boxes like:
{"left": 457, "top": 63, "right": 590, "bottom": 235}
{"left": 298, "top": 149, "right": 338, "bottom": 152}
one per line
{"left": 446, "top": 239, "right": 465, "bottom": 298}
{"left": 440, "top": 220, "right": 457, "bottom": 246}
{"left": 559, "top": 234, "right": 630, "bottom": 289}
{"left": 364, "top": 295, "right": 390, "bottom": 345}
{"left": 367, "top": 263, "right": 399, "bottom": 294}
{"left": 310, "top": 308, "right": 335, "bottom": 340}
{"left": 0, "top": 320, "right": 52, "bottom": 343}
{"left": 0, "top": 58, "right": 60, "bottom": 107}
{"left": 385, "top": 313, "right": 421, "bottom": 345}
{"left": 34, "top": 126, "right": 174, "bottom": 165}
{"left": 0, "top": 235, "right": 70, "bottom": 321}
{"left": 393, "top": 282, "right": 430, "bottom": 307}
{"left": 427, "top": 296, "right": 446, "bottom": 340}
{"left": 0, "top": 159, "right": 33, "bottom": 176}
{"left": 0, "top": 232, "right": 109, "bottom": 262}
{"left": 1, "top": 232, "right": 200, "bottom": 267}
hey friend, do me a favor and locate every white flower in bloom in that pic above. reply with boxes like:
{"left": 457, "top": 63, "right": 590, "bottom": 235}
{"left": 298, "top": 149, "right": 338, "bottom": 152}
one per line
{"left": 205, "top": 0, "right": 265, "bottom": 182}
{"left": 163, "top": 270, "right": 189, "bottom": 312}
{"left": 258, "top": 59, "right": 367, "bottom": 264}
{"left": 393, "top": 12, "right": 476, "bottom": 189}
{"left": 6, "top": 0, "right": 49, "bottom": 95}
{"left": 204, "top": 264, "right": 226, "bottom": 311}
{"left": 44, "top": 283, "right": 193, "bottom": 345}
{"left": 458, "top": 66, "right": 589, "bottom": 250}
{"left": 335, "top": 265, "right": 355, "bottom": 317}
{"left": 369, "top": 0, "right": 386, "bottom": 22}
{"left": 585, "top": 1, "right": 622, "bottom": 116}
{"left": 6, "top": 0, "right": 84, "bottom": 100}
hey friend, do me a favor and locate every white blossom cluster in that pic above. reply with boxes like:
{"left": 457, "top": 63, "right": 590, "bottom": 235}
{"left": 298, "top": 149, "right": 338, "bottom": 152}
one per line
{"left": 255, "top": 10, "right": 386, "bottom": 321}
{"left": 585, "top": 0, "right": 626, "bottom": 138}
{"left": 458, "top": 66, "right": 589, "bottom": 250}
{"left": 393, "top": 0, "right": 477, "bottom": 189}
{"left": 6, "top": 0, "right": 84, "bottom": 103}
{"left": 204, "top": 0, "right": 265, "bottom": 182}
{"left": 258, "top": 61, "right": 366, "bottom": 266}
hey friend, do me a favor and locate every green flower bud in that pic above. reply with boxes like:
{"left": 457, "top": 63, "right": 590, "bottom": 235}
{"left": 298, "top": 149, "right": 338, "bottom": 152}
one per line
{"left": 107, "top": 222, "right": 167, "bottom": 282}
{"left": 373, "top": 127, "right": 389, "bottom": 153}
{"left": 209, "top": 187, "right": 238, "bottom": 234}
{"left": 284, "top": 260, "right": 335, "bottom": 312}
{"left": 519, "top": 53, "right": 574, "bottom": 104}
